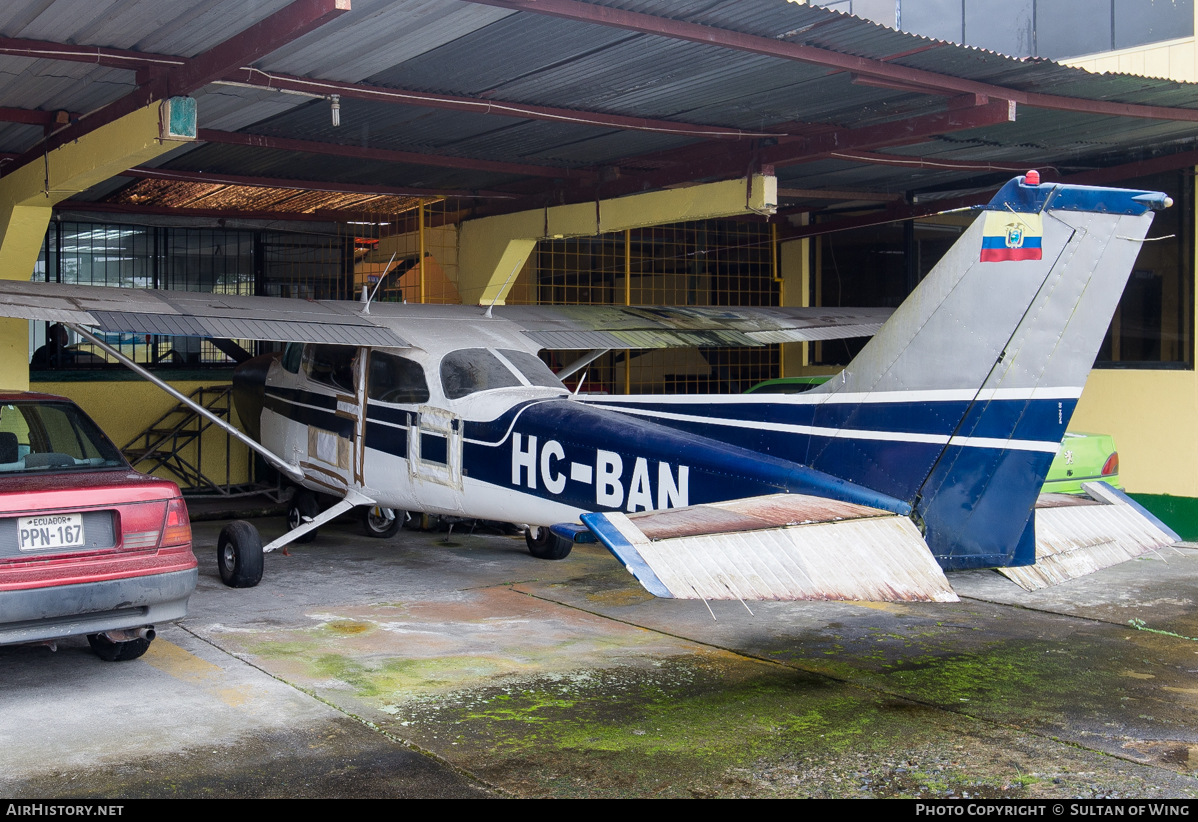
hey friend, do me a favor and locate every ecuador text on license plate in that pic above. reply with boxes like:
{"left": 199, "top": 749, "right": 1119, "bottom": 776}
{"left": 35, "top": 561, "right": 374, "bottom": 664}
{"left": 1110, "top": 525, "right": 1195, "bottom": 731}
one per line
{"left": 19, "top": 513, "right": 84, "bottom": 551}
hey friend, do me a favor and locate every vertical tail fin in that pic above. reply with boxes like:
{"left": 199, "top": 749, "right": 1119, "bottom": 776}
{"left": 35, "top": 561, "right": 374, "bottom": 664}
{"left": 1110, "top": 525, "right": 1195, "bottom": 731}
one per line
{"left": 808, "top": 174, "right": 1171, "bottom": 568}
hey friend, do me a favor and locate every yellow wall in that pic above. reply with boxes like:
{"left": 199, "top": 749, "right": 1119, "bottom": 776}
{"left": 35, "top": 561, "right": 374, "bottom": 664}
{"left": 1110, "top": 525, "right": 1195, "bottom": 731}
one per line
{"left": 35, "top": 379, "right": 251, "bottom": 490}
{"left": 1071, "top": 369, "right": 1198, "bottom": 495}
{"left": 1064, "top": 37, "right": 1196, "bottom": 82}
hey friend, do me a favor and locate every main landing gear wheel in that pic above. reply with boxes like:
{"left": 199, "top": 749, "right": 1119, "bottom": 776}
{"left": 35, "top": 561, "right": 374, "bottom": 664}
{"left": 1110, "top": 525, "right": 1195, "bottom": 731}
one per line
{"left": 526, "top": 525, "right": 573, "bottom": 560}
{"left": 362, "top": 506, "right": 402, "bottom": 538}
{"left": 87, "top": 632, "right": 152, "bottom": 662}
{"left": 287, "top": 490, "right": 320, "bottom": 544}
{"left": 217, "top": 519, "right": 264, "bottom": 588}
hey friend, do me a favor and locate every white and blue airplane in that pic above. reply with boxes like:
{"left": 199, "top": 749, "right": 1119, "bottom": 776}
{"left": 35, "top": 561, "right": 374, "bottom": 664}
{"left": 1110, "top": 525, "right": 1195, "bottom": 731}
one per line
{"left": 0, "top": 173, "right": 1179, "bottom": 602}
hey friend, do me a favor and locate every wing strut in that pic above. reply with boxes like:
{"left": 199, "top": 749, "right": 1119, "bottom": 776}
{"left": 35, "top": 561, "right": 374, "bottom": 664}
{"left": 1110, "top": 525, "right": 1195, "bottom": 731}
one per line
{"left": 262, "top": 490, "right": 372, "bottom": 554}
{"left": 66, "top": 324, "right": 307, "bottom": 485}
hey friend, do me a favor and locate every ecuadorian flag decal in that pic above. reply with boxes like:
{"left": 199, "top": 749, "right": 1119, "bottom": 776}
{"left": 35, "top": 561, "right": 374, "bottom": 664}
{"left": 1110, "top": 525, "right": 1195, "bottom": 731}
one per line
{"left": 980, "top": 211, "right": 1043, "bottom": 262}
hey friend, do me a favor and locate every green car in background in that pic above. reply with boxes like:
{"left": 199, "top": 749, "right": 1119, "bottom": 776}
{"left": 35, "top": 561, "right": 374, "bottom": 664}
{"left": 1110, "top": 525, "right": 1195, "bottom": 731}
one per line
{"left": 744, "top": 377, "right": 1120, "bottom": 494}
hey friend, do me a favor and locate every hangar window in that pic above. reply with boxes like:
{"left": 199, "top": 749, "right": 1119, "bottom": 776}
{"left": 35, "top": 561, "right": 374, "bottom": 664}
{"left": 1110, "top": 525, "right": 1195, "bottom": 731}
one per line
{"left": 304, "top": 344, "right": 358, "bottom": 392}
{"left": 30, "top": 222, "right": 353, "bottom": 372}
{"left": 807, "top": 171, "right": 1193, "bottom": 371}
{"left": 368, "top": 352, "right": 429, "bottom": 404}
{"left": 440, "top": 349, "right": 523, "bottom": 399}
{"left": 1094, "top": 172, "right": 1194, "bottom": 369}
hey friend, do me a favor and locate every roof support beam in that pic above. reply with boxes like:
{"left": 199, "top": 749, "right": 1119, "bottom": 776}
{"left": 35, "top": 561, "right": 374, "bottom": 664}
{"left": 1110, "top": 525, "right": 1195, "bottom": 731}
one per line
{"left": 197, "top": 129, "right": 594, "bottom": 180}
{"left": 0, "top": 37, "right": 184, "bottom": 69}
{"left": 119, "top": 166, "right": 516, "bottom": 199}
{"left": 167, "top": 0, "right": 349, "bottom": 97}
{"left": 0, "top": 41, "right": 788, "bottom": 141}
{"left": 216, "top": 71, "right": 778, "bottom": 141}
{"left": 465, "top": 0, "right": 1198, "bottom": 123}
{"left": 779, "top": 148, "right": 1198, "bottom": 239}
{"left": 487, "top": 98, "right": 1015, "bottom": 213}
{"left": 4, "top": 0, "right": 350, "bottom": 176}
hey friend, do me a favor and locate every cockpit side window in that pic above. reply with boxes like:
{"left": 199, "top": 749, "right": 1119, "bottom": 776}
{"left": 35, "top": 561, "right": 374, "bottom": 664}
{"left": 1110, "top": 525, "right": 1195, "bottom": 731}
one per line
{"left": 497, "top": 349, "right": 565, "bottom": 390}
{"left": 304, "top": 344, "right": 357, "bottom": 392}
{"left": 440, "top": 348, "right": 522, "bottom": 400}
{"left": 281, "top": 342, "right": 303, "bottom": 374}
{"left": 368, "top": 351, "right": 430, "bottom": 404}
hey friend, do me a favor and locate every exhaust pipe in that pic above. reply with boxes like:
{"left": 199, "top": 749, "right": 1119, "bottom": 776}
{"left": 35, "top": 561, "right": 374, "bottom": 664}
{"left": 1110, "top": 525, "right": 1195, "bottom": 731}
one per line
{"left": 102, "top": 626, "right": 155, "bottom": 643}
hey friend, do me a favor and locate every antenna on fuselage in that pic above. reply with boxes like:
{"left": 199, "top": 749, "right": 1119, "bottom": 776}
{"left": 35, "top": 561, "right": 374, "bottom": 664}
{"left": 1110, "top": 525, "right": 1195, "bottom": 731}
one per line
{"left": 361, "top": 252, "right": 399, "bottom": 315}
{"left": 572, "top": 371, "right": 587, "bottom": 397}
{"left": 483, "top": 257, "right": 525, "bottom": 319}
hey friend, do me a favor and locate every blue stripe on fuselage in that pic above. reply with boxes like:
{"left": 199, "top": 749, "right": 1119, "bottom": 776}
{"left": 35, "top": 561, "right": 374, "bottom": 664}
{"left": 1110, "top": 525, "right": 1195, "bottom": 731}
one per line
{"left": 264, "top": 388, "right": 353, "bottom": 438}
{"left": 459, "top": 399, "right": 910, "bottom": 516}
{"left": 583, "top": 396, "right": 1071, "bottom": 503}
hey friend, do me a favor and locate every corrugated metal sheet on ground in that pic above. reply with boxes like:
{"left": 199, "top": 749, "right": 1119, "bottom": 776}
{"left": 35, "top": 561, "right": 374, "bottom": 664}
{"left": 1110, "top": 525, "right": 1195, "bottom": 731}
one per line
{"left": 999, "top": 485, "right": 1178, "bottom": 591}
{"left": 584, "top": 493, "right": 957, "bottom": 602}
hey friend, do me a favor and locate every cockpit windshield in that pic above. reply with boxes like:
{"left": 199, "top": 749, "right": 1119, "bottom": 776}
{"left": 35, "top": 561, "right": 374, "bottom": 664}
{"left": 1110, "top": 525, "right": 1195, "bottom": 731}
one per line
{"left": 440, "top": 348, "right": 565, "bottom": 399}
{"left": 496, "top": 349, "right": 566, "bottom": 390}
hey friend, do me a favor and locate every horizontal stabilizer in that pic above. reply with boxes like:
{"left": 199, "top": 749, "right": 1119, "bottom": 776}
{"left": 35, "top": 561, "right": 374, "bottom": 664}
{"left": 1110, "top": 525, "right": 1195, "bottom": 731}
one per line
{"left": 999, "top": 481, "right": 1179, "bottom": 591}
{"left": 580, "top": 493, "right": 957, "bottom": 602}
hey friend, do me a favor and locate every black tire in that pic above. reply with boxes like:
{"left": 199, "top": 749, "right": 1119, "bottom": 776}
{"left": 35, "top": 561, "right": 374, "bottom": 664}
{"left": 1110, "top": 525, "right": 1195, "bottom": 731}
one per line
{"left": 217, "top": 520, "right": 264, "bottom": 588}
{"left": 287, "top": 489, "right": 320, "bottom": 544}
{"left": 526, "top": 525, "right": 573, "bottom": 560}
{"left": 87, "top": 633, "right": 152, "bottom": 662}
{"left": 361, "top": 506, "right": 402, "bottom": 538}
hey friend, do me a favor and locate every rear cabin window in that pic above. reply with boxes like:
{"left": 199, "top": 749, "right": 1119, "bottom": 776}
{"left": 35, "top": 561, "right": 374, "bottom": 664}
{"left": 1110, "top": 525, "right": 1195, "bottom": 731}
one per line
{"left": 497, "top": 349, "right": 566, "bottom": 390}
{"left": 440, "top": 349, "right": 523, "bottom": 399}
{"left": 281, "top": 342, "right": 303, "bottom": 373}
{"left": 0, "top": 402, "right": 125, "bottom": 473}
{"left": 304, "top": 344, "right": 357, "bottom": 392}
{"left": 368, "top": 352, "right": 430, "bottom": 404}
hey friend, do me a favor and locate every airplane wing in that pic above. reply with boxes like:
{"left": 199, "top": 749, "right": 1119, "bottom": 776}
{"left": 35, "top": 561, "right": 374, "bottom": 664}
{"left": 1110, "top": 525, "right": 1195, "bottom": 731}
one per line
{"left": 0, "top": 280, "right": 890, "bottom": 349}
{"left": 0, "top": 280, "right": 411, "bottom": 347}
{"left": 492, "top": 304, "right": 891, "bottom": 349}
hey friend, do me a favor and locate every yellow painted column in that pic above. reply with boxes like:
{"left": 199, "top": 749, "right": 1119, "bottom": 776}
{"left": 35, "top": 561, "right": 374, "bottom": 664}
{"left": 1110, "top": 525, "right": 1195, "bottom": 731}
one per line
{"left": 779, "top": 234, "right": 810, "bottom": 376}
{"left": 0, "top": 99, "right": 193, "bottom": 390}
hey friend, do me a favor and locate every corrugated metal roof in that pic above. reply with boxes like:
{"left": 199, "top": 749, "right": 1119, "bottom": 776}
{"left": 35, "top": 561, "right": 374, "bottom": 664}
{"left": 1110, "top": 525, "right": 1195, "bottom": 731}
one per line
{"left": 0, "top": 0, "right": 1188, "bottom": 214}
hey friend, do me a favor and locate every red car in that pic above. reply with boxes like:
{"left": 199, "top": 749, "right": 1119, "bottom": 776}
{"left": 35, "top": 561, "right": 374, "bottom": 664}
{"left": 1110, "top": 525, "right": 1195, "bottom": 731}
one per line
{"left": 0, "top": 392, "right": 197, "bottom": 661}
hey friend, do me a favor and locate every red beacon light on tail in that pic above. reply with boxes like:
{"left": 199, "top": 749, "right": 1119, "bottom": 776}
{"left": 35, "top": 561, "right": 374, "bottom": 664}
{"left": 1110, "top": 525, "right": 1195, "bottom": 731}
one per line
{"left": 1024, "top": 169, "right": 1041, "bottom": 186}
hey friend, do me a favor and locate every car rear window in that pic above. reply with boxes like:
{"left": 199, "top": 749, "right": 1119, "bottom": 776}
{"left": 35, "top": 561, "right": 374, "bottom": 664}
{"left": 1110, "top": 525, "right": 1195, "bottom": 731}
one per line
{"left": 0, "top": 401, "right": 126, "bottom": 474}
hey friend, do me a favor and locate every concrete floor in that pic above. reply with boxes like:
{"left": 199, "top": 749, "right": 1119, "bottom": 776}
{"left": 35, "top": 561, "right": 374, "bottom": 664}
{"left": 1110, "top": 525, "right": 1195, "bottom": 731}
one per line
{"left": 5, "top": 514, "right": 1198, "bottom": 798}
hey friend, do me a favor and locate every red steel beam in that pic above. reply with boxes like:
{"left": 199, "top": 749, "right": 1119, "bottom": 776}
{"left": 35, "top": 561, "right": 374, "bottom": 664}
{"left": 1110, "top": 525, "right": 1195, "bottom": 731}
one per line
{"left": 827, "top": 149, "right": 1057, "bottom": 174}
{"left": 218, "top": 70, "right": 781, "bottom": 140}
{"left": 198, "top": 129, "right": 592, "bottom": 180}
{"left": 3, "top": 0, "right": 351, "bottom": 176}
{"left": 466, "top": 0, "right": 1198, "bottom": 123}
{"left": 120, "top": 166, "right": 516, "bottom": 199}
{"left": 0, "top": 37, "right": 184, "bottom": 69}
{"left": 167, "top": 0, "right": 349, "bottom": 97}
{"left": 779, "top": 149, "right": 1198, "bottom": 239}
{"left": 55, "top": 200, "right": 364, "bottom": 224}
{"left": 490, "top": 98, "right": 1016, "bottom": 211}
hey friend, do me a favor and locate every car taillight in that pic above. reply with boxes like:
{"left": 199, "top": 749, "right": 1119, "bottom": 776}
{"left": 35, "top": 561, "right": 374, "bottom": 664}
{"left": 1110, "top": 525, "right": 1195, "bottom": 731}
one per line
{"left": 161, "top": 497, "right": 192, "bottom": 548}
{"left": 1102, "top": 452, "right": 1120, "bottom": 476}
{"left": 118, "top": 500, "right": 167, "bottom": 550}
